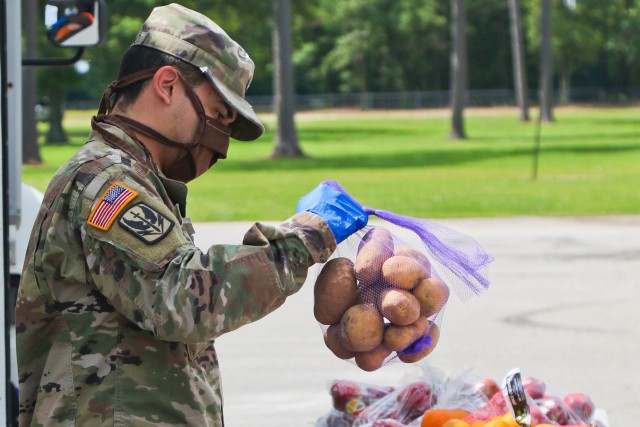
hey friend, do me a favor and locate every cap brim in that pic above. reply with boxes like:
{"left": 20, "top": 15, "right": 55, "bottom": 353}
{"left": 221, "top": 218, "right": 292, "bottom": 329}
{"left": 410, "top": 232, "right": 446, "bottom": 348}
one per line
{"left": 203, "top": 72, "right": 265, "bottom": 141}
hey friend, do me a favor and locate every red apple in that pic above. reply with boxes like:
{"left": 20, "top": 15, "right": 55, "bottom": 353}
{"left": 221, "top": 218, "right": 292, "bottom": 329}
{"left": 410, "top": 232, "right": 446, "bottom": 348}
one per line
{"left": 537, "top": 396, "right": 569, "bottom": 425}
{"left": 563, "top": 392, "right": 595, "bottom": 422}
{"left": 473, "top": 377, "right": 501, "bottom": 399}
{"left": 330, "top": 380, "right": 395, "bottom": 413}
{"left": 356, "top": 403, "right": 400, "bottom": 423}
{"left": 469, "top": 391, "right": 508, "bottom": 421}
{"left": 365, "top": 385, "right": 395, "bottom": 401}
{"left": 522, "top": 376, "right": 547, "bottom": 399}
{"left": 397, "top": 382, "right": 435, "bottom": 418}
{"left": 528, "top": 401, "right": 547, "bottom": 425}
{"left": 330, "top": 380, "right": 362, "bottom": 411}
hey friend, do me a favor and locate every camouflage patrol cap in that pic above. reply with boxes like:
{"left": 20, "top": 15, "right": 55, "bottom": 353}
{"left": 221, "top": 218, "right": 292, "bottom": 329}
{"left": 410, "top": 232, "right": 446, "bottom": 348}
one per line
{"left": 133, "top": 3, "right": 264, "bottom": 141}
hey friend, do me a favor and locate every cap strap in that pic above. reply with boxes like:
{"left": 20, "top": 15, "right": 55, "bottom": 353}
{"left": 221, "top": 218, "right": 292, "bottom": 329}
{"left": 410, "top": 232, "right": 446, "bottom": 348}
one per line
{"left": 98, "top": 68, "right": 160, "bottom": 114}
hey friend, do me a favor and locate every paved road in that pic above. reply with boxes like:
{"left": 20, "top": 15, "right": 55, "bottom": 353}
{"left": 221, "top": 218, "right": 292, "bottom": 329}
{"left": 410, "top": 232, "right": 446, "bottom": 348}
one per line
{"left": 193, "top": 216, "right": 640, "bottom": 427}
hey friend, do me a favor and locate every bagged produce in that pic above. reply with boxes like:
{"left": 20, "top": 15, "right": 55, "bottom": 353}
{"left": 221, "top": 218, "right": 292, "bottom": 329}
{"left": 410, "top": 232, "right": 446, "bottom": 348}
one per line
{"left": 329, "top": 380, "right": 396, "bottom": 417}
{"left": 352, "top": 381, "right": 435, "bottom": 426}
{"left": 309, "top": 181, "right": 494, "bottom": 370}
{"left": 316, "top": 366, "right": 606, "bottom": 427}
{"left": 317, "top": 368, "right": 491, "bottom": 427}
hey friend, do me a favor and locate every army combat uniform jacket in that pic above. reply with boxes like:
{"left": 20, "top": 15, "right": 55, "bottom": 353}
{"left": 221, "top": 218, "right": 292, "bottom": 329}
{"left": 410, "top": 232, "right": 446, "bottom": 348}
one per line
{"left": 16, "top": 120, "right": 336, "bottom": 426}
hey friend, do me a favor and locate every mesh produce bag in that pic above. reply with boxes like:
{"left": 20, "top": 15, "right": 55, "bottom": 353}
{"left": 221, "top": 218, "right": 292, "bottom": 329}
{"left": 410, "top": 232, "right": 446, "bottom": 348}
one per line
{"left": 309, "top": 181, "right": 494, "bottom": 371}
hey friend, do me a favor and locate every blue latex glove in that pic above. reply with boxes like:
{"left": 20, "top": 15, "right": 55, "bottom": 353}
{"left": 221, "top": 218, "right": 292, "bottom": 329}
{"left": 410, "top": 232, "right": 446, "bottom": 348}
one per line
{"left": 296, "top": 183, "right": 368, "bottom": 244}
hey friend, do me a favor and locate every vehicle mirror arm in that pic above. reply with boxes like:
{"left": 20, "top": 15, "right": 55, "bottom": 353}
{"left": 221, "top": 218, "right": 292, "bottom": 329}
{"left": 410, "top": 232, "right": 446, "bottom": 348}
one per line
{"left": 22, "top": 47, "right": 84, "bottom": 67}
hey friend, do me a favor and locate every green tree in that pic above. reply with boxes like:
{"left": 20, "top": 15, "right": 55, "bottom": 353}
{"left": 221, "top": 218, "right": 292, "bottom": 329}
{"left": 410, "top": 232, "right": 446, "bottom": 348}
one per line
{"left": 450, "top": 0, "right": 468, "bottom": 139}
{"left": 605, "top": 1, "right": 640, "bottom": 88}
{"left": 272, "top": 0, "right": 303, "bottom": 157}
{"left": 509, "top": 0, "right": 530, "bottom": 121}
{"left": 525, "top": 0, "right": 606, "bottom": 104}
{"left": 302, "top": 0, "right": 448, "bottom": 94}
{"left": 539, "top": 0, "right": 554, "bottom": 121}
{"left": 22, "top": 0, "right": 41, "bottom": 163}
{"left": 466, "top": 0, "right": 511, "bottom": 90}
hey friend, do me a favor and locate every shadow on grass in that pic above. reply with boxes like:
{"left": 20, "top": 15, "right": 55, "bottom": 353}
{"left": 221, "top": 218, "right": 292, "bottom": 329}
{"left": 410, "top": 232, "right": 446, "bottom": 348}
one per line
{"left": 472, "top": 130, "right": 640, "bottom": 143}
{"left": 299, "top": 125, "right": 442, "bottom": 141}
{"left": 220, "top": 141, "right": 640, "bottom": 172}
{"left": 41, "top": 123, "right": 640, "bottom": 173}
{"left": 564, "top": 116, "right": 640, "bottom": 126}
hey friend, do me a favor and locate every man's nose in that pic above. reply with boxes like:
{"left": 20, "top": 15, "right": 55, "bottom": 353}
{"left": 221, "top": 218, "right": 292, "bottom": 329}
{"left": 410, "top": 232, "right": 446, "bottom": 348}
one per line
{"left": 221, "top": 108, "right": 238, "bottom": 127}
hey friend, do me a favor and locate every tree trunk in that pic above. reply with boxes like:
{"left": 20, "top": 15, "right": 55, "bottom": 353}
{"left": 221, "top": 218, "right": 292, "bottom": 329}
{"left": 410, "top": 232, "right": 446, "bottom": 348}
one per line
{"left": 539, "top": 0, "right": 554, "bottom": 122}
{"left": 508, "top": 0, "right": 530, "bottom": 122}
{"left": 449, "top": 0, "right": 468, "bottom": 140}
{"left": 271, "top": 0, "right": 303, "bottom": 158}
{"left": 46, "top": 87, "right": 69, "bottom": 144}
{"left": 22, "top": 0, "right": 41, "bottom": 163}
{"left": 559, "top": 62, "right": 570, "bottom": 105}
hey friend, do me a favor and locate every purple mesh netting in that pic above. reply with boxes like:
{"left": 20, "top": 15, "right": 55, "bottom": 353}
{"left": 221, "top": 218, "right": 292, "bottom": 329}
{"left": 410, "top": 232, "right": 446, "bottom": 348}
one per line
{"left": 400, "top": 334, "right": 432, "bottom": 356}
{"left": 323, "top": 180, "right": 494, "bottom": 301}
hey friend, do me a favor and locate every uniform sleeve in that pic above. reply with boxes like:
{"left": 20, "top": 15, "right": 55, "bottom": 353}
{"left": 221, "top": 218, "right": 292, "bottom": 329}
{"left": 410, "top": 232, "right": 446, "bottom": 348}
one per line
{"left": 74, "top": 169, "right": 336, "bottom": 343}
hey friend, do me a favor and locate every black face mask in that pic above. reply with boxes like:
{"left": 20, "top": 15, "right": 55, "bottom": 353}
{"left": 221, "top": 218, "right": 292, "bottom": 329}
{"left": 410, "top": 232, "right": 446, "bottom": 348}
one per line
{"left": 95, "top": 68, "right": 231, "bottom": 183}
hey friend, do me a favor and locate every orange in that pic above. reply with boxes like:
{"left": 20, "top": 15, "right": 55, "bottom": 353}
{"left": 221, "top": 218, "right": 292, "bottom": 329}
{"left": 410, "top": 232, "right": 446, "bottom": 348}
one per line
{"left": 441, "top": 420, "right": 470, "bottom": 427}
{"left": 421, "top": 408, "right": 470, "bottom": 427}
{"left": 482, "top": 418, "right": 510, "bottom": 427}
{"left": 501, "top": 413, "right": 520, "bottom": 427}
{"left": 501, "top": 412, "right": 538, "bottom": 427}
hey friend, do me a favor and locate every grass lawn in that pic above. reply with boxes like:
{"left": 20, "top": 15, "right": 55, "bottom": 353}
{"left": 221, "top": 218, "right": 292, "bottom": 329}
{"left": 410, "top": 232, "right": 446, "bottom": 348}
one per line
{"left": 24, "top": 105, "right": 640, "bottom": 222}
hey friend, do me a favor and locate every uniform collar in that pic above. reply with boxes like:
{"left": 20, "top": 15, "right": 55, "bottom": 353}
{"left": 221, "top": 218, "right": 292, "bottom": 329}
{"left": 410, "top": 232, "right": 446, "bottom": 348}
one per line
{"left": 90, "top": 118, "right": 189, "bottom": 214}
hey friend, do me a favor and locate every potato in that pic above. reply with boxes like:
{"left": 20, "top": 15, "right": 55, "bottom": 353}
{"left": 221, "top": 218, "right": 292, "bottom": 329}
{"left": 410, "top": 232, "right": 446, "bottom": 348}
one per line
{"left": 355, "top": 227, "right": 394, "bottom": 285}
{"left": 412, "top": 277, "right": 450, "bottom": 318}
{"left": 355, "top": 344, "right": 392, "bottom": 372}
{"left": 383, "top": 316, "right": 429, "bottom": 351}
{"left": 398, "top": 322, "right": 440, "bottom": 363}
{"left": 394, "top": 245, "right": 432, "bottom": 277}
{"left": 380, "top": 288, "right": 420, "bottom": 325}
{"left": 358, "top": 226, "right": 394, "bottom": 250}
{"left": 355, "top": 283, "right": 378, "bottom": 305}
{"left": 339, "top": 304, "right": 384, "bottom": 352}
{"left": 314, "top": 257, "right": 358, "bottom": 325}
{"left": 382, "top": 255, "right": 429, "bottom": 290}
{"left": 323, "top": 324, "right": 355, "bottom": 360}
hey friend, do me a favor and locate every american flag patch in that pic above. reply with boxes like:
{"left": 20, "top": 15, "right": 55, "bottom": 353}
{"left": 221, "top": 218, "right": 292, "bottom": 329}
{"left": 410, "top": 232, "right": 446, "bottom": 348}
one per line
{"left": 87, "top": 182, "right": 138, "bottom": 231}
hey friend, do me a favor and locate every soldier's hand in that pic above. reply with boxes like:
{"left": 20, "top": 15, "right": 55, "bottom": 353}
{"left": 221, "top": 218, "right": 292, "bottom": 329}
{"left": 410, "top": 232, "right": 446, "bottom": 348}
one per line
{"left": 296, "top": 182, "right": 368, "bottom": 244}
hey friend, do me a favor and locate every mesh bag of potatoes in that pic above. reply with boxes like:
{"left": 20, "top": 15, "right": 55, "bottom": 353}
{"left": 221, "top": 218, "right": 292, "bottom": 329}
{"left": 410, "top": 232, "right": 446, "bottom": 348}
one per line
{"left": 310, "top": 181, "right": 494, "bottom": 372}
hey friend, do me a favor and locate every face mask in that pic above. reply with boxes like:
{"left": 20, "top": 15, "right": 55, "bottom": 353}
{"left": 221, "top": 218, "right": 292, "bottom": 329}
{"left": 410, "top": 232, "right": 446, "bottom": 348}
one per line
{"left": 165, "top": 117, "right": 230, "bottom": 183}
{"left": 96, "top": 68, "right": 231, "bottom": 183}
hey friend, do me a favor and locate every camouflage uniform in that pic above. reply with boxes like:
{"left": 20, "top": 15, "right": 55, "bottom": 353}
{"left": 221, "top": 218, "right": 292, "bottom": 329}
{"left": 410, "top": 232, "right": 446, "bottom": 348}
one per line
{"left": 16, "top": 121, "right": 335, "bottom": 426}
{"left": 16, "top": 4, "right": 336, "bottom": 426}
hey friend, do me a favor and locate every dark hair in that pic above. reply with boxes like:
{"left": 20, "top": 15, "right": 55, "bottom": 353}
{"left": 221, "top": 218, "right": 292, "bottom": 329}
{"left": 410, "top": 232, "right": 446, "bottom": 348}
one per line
{"left": 114, "top": 45, "right": 207, "bottom": 111}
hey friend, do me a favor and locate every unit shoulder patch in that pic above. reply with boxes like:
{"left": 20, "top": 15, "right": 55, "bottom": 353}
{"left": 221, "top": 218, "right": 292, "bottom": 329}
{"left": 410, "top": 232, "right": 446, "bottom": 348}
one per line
{"left": 87, "top": 182, "right": 138, "bottom": 231}
{"left": 118, "top": 202, "right": 175, "bottom": 244}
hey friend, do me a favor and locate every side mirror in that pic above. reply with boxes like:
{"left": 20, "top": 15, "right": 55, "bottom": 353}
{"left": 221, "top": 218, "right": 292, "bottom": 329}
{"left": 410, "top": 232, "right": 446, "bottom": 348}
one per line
{"left": 45, "top": 0, "right": 106, "bottom": 47}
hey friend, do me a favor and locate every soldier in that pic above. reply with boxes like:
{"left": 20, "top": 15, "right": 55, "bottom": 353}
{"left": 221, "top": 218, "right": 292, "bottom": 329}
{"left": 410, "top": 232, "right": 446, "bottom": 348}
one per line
{"left": 15, "top": 3, "right": 367, "bottom": 426}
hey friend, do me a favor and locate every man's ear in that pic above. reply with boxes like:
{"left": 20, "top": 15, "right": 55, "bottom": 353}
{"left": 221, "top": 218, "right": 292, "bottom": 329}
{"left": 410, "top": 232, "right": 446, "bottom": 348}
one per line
{"left": 151, "top": 66, "right": 181, "bottom": 105}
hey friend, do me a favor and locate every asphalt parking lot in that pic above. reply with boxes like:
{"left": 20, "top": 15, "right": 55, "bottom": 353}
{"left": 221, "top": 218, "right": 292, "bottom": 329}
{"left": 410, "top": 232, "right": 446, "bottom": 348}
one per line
{"left": 195, "top": 216, "right": 639, "bottom": 427}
